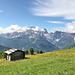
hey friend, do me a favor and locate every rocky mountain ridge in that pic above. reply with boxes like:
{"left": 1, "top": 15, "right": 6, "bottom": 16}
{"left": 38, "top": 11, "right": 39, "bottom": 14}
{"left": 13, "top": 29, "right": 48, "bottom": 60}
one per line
{"left": 0, "top": 27, "right": 74, "bottom": 52}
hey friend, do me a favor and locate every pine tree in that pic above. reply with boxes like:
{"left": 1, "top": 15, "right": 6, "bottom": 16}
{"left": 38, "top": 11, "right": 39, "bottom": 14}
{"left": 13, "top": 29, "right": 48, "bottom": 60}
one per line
{"left": 25, "top": 50, "right": 28, "bottom": 54}
{"left": 29, "top": 48, "right": 34, "bottom": 55}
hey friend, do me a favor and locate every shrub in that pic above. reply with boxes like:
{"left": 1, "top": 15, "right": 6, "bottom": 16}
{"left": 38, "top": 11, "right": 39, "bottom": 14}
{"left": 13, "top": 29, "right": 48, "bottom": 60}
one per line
{"left": 39, "top": 50, "right": 43, "bottom": 54}
{"left": 36, "top": 50, "right": 39, "bottom": 54}
{"left": 0, "top": 49, "right": 8, "bottom": 59}
{"left": 74, "top": 44, "right": 75, "bottom": 47}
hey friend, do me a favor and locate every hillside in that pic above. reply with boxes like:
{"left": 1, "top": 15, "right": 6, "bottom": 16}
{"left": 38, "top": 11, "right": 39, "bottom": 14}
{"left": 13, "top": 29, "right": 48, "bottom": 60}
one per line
{"left": 0, "top": 36, "right": 59, "bottom": 52}
{"left": 0, "top": 48, "right": 75, "bottom": 75}
{"left": 0, "top": 45, "right": 10, "bottom": 52}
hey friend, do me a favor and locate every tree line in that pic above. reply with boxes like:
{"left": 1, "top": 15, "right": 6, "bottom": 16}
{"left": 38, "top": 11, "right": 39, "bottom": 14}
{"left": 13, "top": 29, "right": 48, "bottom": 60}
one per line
{"left": 25, "top": 47, "right": 43, "bottom": 55}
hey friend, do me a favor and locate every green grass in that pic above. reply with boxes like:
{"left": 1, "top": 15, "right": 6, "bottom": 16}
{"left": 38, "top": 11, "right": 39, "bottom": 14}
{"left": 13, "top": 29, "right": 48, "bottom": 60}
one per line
{"left": 0, "top": 48, "right": 75, "bottom": 75}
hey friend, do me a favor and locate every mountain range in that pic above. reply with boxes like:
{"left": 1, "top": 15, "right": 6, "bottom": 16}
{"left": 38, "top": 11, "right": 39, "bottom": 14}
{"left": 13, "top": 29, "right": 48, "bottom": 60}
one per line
{"left": 0, "top": 26, "right": 74, "bottom": 52}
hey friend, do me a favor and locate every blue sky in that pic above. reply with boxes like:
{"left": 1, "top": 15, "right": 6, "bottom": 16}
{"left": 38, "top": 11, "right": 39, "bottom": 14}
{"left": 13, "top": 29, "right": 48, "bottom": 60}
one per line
{"left": 0, "top": 0, "right": 75, "bottom": 32}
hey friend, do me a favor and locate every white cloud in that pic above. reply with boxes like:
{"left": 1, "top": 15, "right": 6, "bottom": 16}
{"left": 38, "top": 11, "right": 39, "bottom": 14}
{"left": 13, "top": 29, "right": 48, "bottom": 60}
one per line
{"left": 32, "top": 26, "right": 41, "bottom": 31}
{"left": 65, "top": 21, "right": 75, "bottom": 33}
{"left": 6, "top": 25, "right": 22, "bottom": 33}
{"left": 32, "top": 0, "right": 75, "bottom": 19}
{"left": 47, "top": 21, "right": 65, "bottom": 24}
{"left": 0, "top": 27, "right": 4, "bottom": 33}
{"left": 32, "top": 2, "right": 39, "bottom": 5}
{"left": 0, "top": 10, "right": 3, "bottom": 13}
{"left": 0, "top": 25, "right": 45, "bottom": 34}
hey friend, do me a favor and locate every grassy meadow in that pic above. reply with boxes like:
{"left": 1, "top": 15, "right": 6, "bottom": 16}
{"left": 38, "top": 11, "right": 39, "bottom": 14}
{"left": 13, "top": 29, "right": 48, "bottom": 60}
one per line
{"left": 0, "top": 48, "right": 75, "bottom": 75}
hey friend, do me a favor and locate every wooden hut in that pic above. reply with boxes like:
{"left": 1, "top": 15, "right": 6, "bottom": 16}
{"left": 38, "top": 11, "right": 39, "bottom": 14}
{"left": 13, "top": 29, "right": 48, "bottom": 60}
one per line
{"left": 5, "top": 49, "right": 25, "bottom": 61}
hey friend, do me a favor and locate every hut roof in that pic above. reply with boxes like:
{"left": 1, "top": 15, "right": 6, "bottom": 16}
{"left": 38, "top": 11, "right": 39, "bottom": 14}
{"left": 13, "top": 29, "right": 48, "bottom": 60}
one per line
{"left": 5, "top": 49, "right": 25, "bottom": 54}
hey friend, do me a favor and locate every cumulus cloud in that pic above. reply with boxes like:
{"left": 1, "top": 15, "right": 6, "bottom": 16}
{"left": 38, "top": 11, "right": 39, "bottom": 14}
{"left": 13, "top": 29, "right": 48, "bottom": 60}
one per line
{"left": 65, "top": 21, "right": 75, "bottom": 33}
{"left": 6, "top": 25, "right": 22, "bottom": 33}
{"left": 32, "top": 26, "right": 41, "bottom": 31}
{"left": 0, "top": 25, "right": 45, "bottom": 34}
{"left": 32, "top": 0, "right": 75, "bottom": 19}
{"left": 47, "top": 21, "right": 65, "bottom": 24}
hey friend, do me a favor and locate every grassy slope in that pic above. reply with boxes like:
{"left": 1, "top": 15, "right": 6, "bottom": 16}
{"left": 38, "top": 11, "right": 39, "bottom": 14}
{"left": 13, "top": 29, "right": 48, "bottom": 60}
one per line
{"left": 0, "top": 48, "right": 75, "bottom": 75}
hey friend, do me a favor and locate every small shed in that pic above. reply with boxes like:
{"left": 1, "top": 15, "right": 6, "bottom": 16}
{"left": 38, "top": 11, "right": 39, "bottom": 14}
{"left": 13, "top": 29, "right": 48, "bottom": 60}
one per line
{"left": 33, "top": 52, "right": 37, "bottom": 55}
{"left": 5, "top": 49, "right": 25, "bottom": 61}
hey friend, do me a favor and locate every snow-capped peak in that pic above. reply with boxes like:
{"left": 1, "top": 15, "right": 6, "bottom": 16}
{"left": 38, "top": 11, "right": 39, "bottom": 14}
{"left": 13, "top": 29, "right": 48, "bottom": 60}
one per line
{"left": 55, "top": 39, "right": 60, "bottom": 42}
{"left": 0, "top": 25, "right": 47, "bottom": 34}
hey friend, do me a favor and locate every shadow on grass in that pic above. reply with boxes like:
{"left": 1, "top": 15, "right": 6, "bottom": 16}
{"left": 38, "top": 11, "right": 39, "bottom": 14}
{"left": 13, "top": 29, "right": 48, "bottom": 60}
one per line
{"left": 25, "top": 57, "right": 30, "bottom": 59}
{"left": 9, "top": 57, "right": 30, "bottom": 61}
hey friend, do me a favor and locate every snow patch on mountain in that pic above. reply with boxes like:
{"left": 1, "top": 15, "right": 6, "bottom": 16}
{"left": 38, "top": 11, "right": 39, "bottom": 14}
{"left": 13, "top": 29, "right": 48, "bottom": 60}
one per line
{"left": 55, "top": 39, "right": 60, "bottom": 42}
{"left": 74, "top": 37, "right": 75, "bottom": 41}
